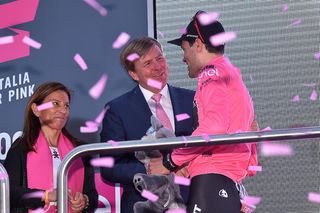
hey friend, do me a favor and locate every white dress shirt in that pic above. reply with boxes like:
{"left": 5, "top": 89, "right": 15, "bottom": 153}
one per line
{"left": 139, "top": 84, "right": 175, "bottom": 131}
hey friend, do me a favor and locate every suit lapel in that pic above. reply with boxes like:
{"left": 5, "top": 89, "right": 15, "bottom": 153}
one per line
{"left": 168, "top": 85, "right": 184, "bottom": 133}
{"left": 128, "top": 85, "right": 152, "bottom": 127}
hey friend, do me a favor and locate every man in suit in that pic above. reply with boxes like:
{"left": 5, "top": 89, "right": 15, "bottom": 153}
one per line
{"left": 100, "top": 37, "right": 195, "bottom": 213}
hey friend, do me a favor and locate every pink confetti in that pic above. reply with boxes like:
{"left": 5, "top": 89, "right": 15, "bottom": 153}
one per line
{"left": 290, "top": 19, "right": 302, "bottom": 26}
{"left": 248, "top": 165, "right": 262, "bottom": 172}
{"left": 112, "top": 32, "right": 130, "bottom": 49}
{"left": 176, "top": 113, "right": 190, "bottom": 121}
{"left": 282, "top": 4, "right": 289, "bottom": 12}
{"left": 240, "top": 200, "right": 256, "bottom": 213}
{"left": 210, "top": 32, "right": 237, "bottom": 46}
{"left": 89, "top": 74, "right": 108, "bottom": 100}
{"left": 107, "top": 140, "right": 119, "bottom": 146}
{"left": 174, "top": 175, "right": 191, "bottom": 186}
{"left": 309, "top": 89, "right": 318, "bottom": 101}
{"left": 83, "top": 0, "right": 107, "bottom": 16}
{"left": 201, "top": 133, "right": 210, "bottom": 142}
{"left": 30, "top": 208, "right": 45, "bottom": 213}
{"left": 314, "top": 52, "right": 320, "bottom": 60}
{"left": 157, "top": 30, "right": 165, "bottom": 38}
{"left": 261, "top": 143, "right": 293, "bottom": 157}
{"left": 261, "top": 126, "right": 272, "bottom": 131}
{"left": 23, "top": 191, "right": 44, "bottom": 199}
{"left": 37, "top": 102, "right": 54, "bottom": 111}
{"left": 22, "top": 36, "right": 42, "bottom": 49}
{"left": 0, "top": 172, "right": 8, "bottom": 180}
{"left": 198, "top": 12, "right": 219, "bottom": 25}
{"left": 292, "top": 95, "right": 300, "bottom": 102}
{"left": 95, "top": 106, "right": 109, "bottom": 124}
{"left": 308, "top": 192, "right": 320, "bottom": 203}
{"left": 85, "top": 121, "right": 99, "bottom": 128}
{"left": 0, "top": 36, "right": 14, "bottom": 45}
{"left": 147, "top": 79, "right": 162, "bottom": 90}
{"left": 91, "top": 157, "right": 114, "bottom": 168}
{"left": 141, "top": 189, "right": 159, "bottom": 202}
{"left": 165, "top": 209, "right": 187, "bottom": 213}
{"left": 127, "top": 53, "right": 140, "bottom": 62}
{"left": 73, "top": 53, "right": 88, "bottom": 71}
{"left": 243, "top": 196, "right": 261, "bottom": 205}
{"left": 80, "top": 126, "right": 98, "bottom": 133}
{"left": 179, "top": 27, "right": 187, "bottom": 34}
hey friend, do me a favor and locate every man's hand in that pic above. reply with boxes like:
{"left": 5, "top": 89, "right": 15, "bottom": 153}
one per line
{"left": 148, "top": 156, "right": 170, "bottom": 175}
{"left": 175, "top": 166, "right": 189, "bottom": 178}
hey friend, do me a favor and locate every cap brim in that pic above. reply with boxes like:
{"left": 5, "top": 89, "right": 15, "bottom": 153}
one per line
{"left": 167, "top": 37, "right": 183, "bottom": 46}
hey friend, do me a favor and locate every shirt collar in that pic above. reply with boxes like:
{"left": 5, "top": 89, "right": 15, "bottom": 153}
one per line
{"left": 139, "top": 84, "right": 170, "bottom": 101}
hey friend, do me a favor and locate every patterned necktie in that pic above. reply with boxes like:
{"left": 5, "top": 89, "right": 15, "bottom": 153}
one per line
{"left": 151, "top": 93, "right": 173, "bottom": 131}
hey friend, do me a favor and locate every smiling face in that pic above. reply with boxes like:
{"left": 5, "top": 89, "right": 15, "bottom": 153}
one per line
{"left": 32, "top": 90, "right": 70, "bottom": 131}
{"left": 128, "top": 44, "right": 168, "bottom": 93}
{"left": 181, "top": 40, "right": 202, "bottom": 78}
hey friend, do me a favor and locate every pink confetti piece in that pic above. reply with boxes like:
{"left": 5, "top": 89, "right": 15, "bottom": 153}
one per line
{"left": 201, "top": 133, "right": 210, "bottom": 142}
{"left": 0, "top": 172, "right": 8, "bottom": 180}
{"left": 22, "top": 36, "right": 42, "bottom": 49}
{"left": 261, "top": 143, "right": 293, "bottom": 157}
{"left": 112, "top": 32, "right": 130, "bottom": 49}
{"left": 261, "top": 126, "right": 272, "bottom": 131}
{"left": 91, "top": 157, "right": 114, "bottom": 168}
{"left": 309, "top": 89, "right": 318, "bottom": 101}
{"left": 37, "top": 102, "right": 54, "bottom": 111}
{"left": 165, "top": 209, "right": 187, "bottom": 213}
{"left": 95, "top": 106, "right": 109, "bottom": 124}
{"left": 174, "top": 175, "right": 191, "bottom": 186}
{"left": 314, "top": 52, "right": 320, "bottom": 60}
{"left": 240, "top": 200, "right": 256, "bottom": 213}
{"left": 83, "top": 0, "right": 107, "bottom": 16}
{"left": 292, "top": 95, "right": 300, "bottom": 102}
{"left": 0, "top": 36, "right": 14, "bottom": 45}
{"left": 147, "top": 79, "right": 162, "bottom": 90}
{"left": 73, "top": 53, "right": 88, "bottom": 71}
{"left": 182, "top": 136, "right": 188, "bottom": 142}
{"left": 179, "top": 27, "right": 187, "bottom": 34}
{"left": 248, "top": 165, "right": 262, "bottom": 172}
{"left": 176, "top": 113, "right": 190, "bottom": 121}
{"left": 198, "top": 12, "right": 219, "bottom": 25}
{"left": 127, "top": 53, "right": 140, "bottom": 62}
{"left": 243, "top": 196, "right": 261, "bottom": 205}
{"left": 80, "top": 126, "right": 98, "bottom": 133}
{"left": 30, "top": 208, "right": 45, "bottom": 213}
{"left": 308, "top": 192, "right": 320, "bottom": 203}
{"left": 89, "top": 74, "right": 108, "bottom": 100}
{"left": 23, "top": 191, "right": 44, "bottom": 199}
{"left": 282, "top": 4, "right": 289, "bottom": 12}
{"left": 141, "top": 189, "right": 159, "bottom": 202}
{"left": 157, "top": 30, "right": 165, "bottom": 38}
{"left": 85, "top": 121, "right": 99, "bottom": 128}
{"left": 210, "top": 32, "right": 237, "bottom": 46}
{"left": 288, "top": 19, "right": 302, "bottom": 27}
{"left": 107, "top": 140, "right": 119, "bottom": 146}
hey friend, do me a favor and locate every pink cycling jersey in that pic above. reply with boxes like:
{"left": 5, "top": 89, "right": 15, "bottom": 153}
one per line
{"left": 171, "top": 55, "right": 258, "bottom": 182}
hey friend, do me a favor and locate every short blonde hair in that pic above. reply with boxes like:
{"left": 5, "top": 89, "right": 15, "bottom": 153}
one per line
{"left": 120, "top": 37, "right": 163, "bottom": 72}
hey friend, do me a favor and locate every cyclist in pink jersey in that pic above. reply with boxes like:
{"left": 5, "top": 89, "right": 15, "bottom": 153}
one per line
{"left": 151, "top": 11, "right": 259, "bottom": 213}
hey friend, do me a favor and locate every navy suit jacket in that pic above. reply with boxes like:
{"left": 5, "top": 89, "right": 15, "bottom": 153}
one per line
{"left": 100, "top": 85, "right": 195, "bottom": 213}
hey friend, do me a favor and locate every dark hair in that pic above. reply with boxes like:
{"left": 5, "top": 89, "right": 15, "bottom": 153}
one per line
{"left": 120, "top": 37, "right": 163, "bottom": 71}
{"left": 189, "top": 11, "right": 225, "bottom": 54}
{"left": 20, "top": 81, "right": 78, "bottom": 153}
